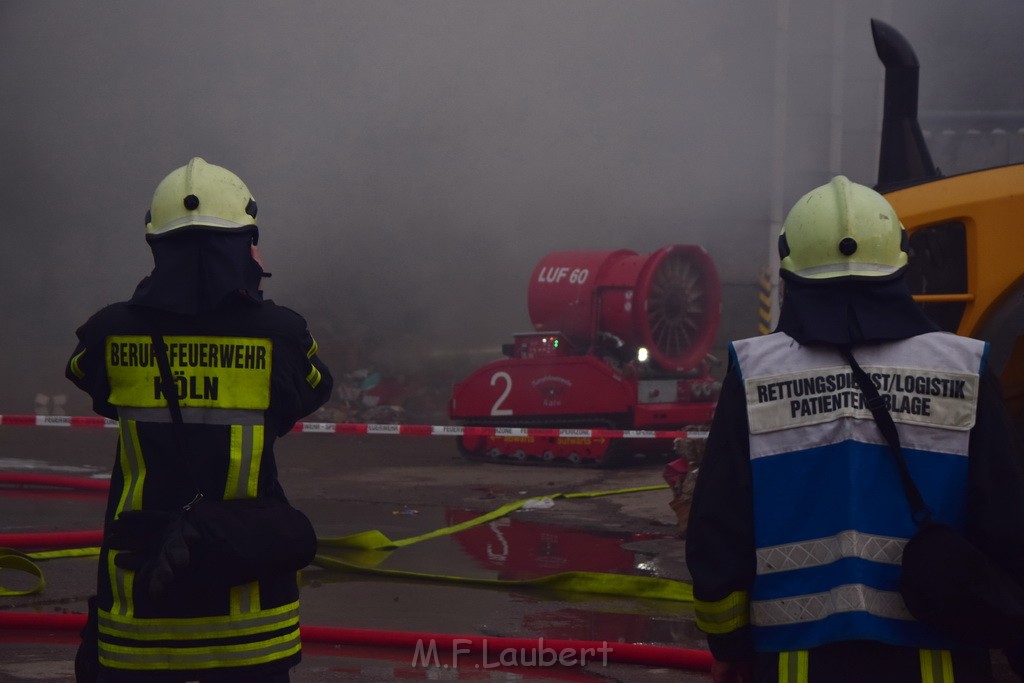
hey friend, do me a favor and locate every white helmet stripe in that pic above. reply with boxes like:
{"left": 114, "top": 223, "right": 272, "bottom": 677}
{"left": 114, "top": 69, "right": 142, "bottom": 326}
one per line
{"left": 149, "top": 215, "right": 250, "bottom": 236}
{"left": 791, "top": 261, "right": 903, "bottom": 277}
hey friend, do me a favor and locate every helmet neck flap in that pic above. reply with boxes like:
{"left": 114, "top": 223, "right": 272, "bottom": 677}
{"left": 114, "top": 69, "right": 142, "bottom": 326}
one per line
{"left": 129, "top": 231, "right": 264, "bottom": 315}
{"left": 775, "top": 276, "right": 938, "bottom": 346}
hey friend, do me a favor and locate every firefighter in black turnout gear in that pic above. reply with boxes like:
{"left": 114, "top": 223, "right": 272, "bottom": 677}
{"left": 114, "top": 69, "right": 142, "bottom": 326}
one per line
{"left": 686, "top": 176, "right": 1024, "bottom": 683}
{"left": 67, "top": 158, "right": 333, "bottom": 682}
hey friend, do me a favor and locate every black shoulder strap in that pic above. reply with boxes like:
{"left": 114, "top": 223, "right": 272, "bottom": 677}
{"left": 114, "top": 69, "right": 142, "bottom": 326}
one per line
{"left": 151, "top": 334, "right": 184, "bottom": 425}
{"left": 151, "top": 333, "right": 205, "bottom": 506}
{"left": 838, "top": 344, "right": 933, "bottom": 525}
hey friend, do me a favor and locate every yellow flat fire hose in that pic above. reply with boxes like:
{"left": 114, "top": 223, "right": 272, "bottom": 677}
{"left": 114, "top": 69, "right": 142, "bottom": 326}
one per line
{"left": 318, "top": 484, "right": 670, "bottom": 550}
{"left": 2, "top": 484, "right": 692, "bottom": 602}
{"left": 0, "top": 549, "right": 47, "bottom": 596}
{"left": 0, "top": 547, "right": 102, "bottom": 597}
{"left": 314, "top": 484, "right": 692, "bottom": 602}
{"left": 312, "top": 553, "right": 692, "bottom": 602}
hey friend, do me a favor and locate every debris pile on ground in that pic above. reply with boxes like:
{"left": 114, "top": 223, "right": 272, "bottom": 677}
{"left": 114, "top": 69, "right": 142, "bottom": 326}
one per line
{"left": 662, "top": 433, "right": 707, "bottom": 538}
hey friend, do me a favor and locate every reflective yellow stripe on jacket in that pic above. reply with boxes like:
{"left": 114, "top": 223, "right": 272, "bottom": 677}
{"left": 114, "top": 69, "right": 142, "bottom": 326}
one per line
{"left": 305, "top": 336, "right": 322, "bottom": 388}
{"left": 97, "top": 601, "right": 300, "bottom": 670}
{"left": 69, "top": 349, "right": 86, "bottom": 379}
{"left": 694, "top": 591, "right": 750, "bottom": 635}
{"left": 771, "top": 648, "right": 952, "bottom": 682}
{"left": 778, "top": 651, "right": 808, "bottom": 683}
{"left": 225, "top": 423, "right": 265, "bottom": 500}
{"left": 920, "top": 649, "right": 954, "bottom": 683}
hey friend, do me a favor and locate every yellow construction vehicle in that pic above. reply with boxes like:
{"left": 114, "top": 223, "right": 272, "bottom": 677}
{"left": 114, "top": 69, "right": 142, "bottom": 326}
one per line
{"left": 871, "top": 19, "right": 1024, "bottom": 424}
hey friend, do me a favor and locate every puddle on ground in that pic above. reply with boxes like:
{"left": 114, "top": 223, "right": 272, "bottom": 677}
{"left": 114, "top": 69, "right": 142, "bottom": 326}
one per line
{"left": 308, "top": 503, "right": 698, "bottom": 650}
{"left": 313, "top": 504, "right": 678, "bottom": 581}
{"left": 442, "top": 508, "right": 670, "bottom": 580}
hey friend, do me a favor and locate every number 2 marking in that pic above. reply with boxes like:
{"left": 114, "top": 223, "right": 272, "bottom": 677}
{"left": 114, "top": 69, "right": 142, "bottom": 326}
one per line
{"left": 490, "top": 371, "right": 513, "bottom": 416}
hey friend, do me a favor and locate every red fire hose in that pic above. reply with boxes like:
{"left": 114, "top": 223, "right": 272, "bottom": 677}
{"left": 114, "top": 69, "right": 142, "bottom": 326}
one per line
{"left": 0, "top": 529, "right": 103, "bottom": 549}
{"left": 0, "top": 472, "right": 110, "bottom": 492}
{"left": 0, "top": 473, "right": 107, "bottom": 548}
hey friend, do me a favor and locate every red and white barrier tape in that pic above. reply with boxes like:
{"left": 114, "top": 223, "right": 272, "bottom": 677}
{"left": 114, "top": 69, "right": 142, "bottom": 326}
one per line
{"left": 0, "top": 414, "right": 707, "bottom": 440}
{"left": 0, "top": 415, "right": 116, "bottom": 428}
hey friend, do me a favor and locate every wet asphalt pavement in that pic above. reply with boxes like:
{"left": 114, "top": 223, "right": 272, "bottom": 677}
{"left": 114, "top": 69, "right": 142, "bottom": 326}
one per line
{"left": 0, "top": 424, "right": 709, "bottom": 682}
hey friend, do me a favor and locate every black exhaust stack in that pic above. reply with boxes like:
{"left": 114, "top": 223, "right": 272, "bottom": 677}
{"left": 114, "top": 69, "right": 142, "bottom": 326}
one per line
{"left": 871, "top": 18, "right": 942, "bottom": 192}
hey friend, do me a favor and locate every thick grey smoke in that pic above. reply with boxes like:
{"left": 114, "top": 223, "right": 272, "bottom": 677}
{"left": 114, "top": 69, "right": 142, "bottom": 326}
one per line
{"left": 1, "top": 1, "right": 1021, "bottom": 413}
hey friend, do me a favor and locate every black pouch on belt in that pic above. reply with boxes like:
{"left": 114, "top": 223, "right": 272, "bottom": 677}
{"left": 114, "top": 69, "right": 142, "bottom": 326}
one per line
{"left": 900, "top": 518, "right": 1024, "bottom": 648}
{"left": 111, "top": 498, "right": 316, "bottom": 595}
{"left": 180, "top": 496, "right": 317, "bottom": 587}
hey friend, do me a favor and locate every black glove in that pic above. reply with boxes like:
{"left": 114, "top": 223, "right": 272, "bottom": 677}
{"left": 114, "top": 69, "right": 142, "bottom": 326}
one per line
{"left": 105, "top": 509, "right": 174, "bottom": 552}
{"left": 112, "top": 512, "right": 201, "bottom": 597}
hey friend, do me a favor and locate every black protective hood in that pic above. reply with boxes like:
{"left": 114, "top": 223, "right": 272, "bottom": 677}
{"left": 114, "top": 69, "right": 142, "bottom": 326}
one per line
{"left": 129, "top": 231, "right": 264, "bottom": 315}
{"left": 775, "top": 274, "right": 939, "bottom": 346}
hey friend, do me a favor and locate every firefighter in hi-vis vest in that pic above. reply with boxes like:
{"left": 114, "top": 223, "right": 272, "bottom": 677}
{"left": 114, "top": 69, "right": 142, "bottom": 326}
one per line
{"left": 686, "top": 176, "right": 1024, "bottom": 683}
{"left": 67, "top": 158, "right": 333, "bottom": 682}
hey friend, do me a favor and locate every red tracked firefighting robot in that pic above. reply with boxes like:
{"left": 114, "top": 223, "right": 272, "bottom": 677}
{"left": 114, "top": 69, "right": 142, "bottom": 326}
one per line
{"left": 449, "top": 244, "right": 722, "bottom": 466}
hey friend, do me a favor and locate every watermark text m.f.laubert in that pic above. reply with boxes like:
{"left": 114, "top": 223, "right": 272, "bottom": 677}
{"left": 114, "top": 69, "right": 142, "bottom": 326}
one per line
{"left": 411, "top": 637, "right": 613, "bottom": 669}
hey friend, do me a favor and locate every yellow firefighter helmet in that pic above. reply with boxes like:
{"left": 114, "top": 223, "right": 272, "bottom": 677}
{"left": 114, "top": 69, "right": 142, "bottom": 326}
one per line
{"left": 145, "top": 157, "right": 258, "bottom": 242}
{"left": 779, "top": 175, "right": 908, "bottom": 281}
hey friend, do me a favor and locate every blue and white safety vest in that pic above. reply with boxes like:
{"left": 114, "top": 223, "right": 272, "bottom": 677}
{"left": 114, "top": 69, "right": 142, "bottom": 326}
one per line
{"left": 730, "top": 331, "right": 987, "bottom": 652}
